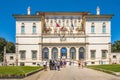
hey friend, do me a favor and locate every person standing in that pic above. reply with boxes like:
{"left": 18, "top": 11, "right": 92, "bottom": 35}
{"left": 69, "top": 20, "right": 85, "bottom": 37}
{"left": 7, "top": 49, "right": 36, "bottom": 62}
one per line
{"left": 49, "top": 60, "right": 52, "bottom": 70}
{"left": 57, "top": 60, "right": 60, "bottom": 71}
{"left": 43, "top": 60, "right": 47, "bottom": 71}
{"left": 78, "top": 60, "right": 81, "bottom": 68}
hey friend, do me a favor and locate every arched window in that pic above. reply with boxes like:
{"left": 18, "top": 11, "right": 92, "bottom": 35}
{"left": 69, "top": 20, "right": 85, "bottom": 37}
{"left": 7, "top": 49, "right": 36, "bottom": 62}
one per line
{"left": 79, "top": 47, "right": 85, "bottom": 60}
{"left": 61, "top": 47, "right": 67, "bottom": 58}
{"left": 42, "top": 47, "right": 49, "bottom": 60}
{"left": 70, "top": 47, "right": 76, "bottom": 60}
{"left": 32, "top": 23, "right": 36, "bottom": 34}
{"left": 102, "top": 22, "right": 106, "bottom": 33}
{"left": 52, "top": 47, "right": 58, "bottom": 60}
{"left": 91, "top": 22, "right": 95, "bottom": 33}
{"left": 21, "top": 23, "right": 25, "bottom": 33}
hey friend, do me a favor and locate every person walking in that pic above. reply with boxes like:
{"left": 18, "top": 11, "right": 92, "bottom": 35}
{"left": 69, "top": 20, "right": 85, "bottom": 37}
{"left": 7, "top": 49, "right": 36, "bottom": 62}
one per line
{"left": 49, "top": 60, "right": 52, "bottom": 70}
{"left": 43, "top": 60, "right": 47, "bottom": 71}
{"left": 57, "top": 60, "right": 60, "bottom": 71}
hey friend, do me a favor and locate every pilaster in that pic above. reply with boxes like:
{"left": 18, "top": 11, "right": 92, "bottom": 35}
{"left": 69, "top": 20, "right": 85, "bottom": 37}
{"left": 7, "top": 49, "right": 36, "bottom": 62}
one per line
{"left": 76, "top": 47, "right": 79, "bottom": 60}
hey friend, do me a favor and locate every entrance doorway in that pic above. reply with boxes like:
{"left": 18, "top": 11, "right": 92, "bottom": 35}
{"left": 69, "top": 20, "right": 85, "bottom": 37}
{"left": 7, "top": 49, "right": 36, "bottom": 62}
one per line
{"left": 79, "top": 47, "right": 85, "bottom": 60}
{"left": 61, "top": 47, "right": 67, "bottom": 59}
{"left": 42, "top": 47, "right": 49, "bottom": 60}
{"left": 70, "top": 47, "right": 76, "bottom": 60}
{"left": 52, "top": 47, "right": 58, "bottom": 60}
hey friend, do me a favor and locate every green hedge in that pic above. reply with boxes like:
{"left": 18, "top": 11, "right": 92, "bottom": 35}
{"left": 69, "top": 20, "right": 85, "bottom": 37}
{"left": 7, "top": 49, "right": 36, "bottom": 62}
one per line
{"left": 87, "top": 64, "right": 120, "bottom": 72}
{"left": 0, "top": 66, "right": 43, "bottom": 78}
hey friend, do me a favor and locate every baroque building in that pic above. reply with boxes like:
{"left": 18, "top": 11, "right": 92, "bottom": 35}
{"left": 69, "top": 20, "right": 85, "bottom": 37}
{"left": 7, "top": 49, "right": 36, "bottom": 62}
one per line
{"left": 13, "top": 6, "right": 113, "bottom": 66}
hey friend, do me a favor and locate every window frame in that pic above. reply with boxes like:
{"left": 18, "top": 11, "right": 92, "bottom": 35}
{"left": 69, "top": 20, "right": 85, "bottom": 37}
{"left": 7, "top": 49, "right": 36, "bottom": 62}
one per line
{"left": 102, "top": 50, "right": 107, "bottom": 59}
{"left": 21, "top": 23, "right": 25, "bottom": 34}
{"left": 90, "top": 50, "right": 96, "bottom": 59}
{"left": 20, "top": 51, "right": 26, "bottom": 60}
{"left": 32, "top": 50, "right": 37, "bottom": 60}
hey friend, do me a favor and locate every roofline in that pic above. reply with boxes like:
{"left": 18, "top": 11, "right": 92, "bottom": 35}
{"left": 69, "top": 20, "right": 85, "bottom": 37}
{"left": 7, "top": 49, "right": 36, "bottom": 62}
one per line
{"left": 36, "top": 12, "right": 90, "bottom": 15}
{"left": 84, "top": 14, "right": 114, "bottom": 18}
{"left": 13, "top": 14, "right": 41, "bottom": 19}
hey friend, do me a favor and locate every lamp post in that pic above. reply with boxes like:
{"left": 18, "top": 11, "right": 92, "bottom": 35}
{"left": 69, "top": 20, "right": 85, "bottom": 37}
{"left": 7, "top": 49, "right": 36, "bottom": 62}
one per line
{"left": 3, "top": 46, "right": 6, "bottom": 66}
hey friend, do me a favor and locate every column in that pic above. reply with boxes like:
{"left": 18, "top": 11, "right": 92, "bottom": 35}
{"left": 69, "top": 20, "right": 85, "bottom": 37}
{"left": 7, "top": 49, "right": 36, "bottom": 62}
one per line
{"left": 49, "top": 47, "right": 52, "bottom": 59}
{"left": 85, "top": 44, "right": 89, "bottom": 61}
{"left": 67, "top": 47, "right": 70, "bottom": 60}
{"left": 39, "top": 45, "right": 42, "bottom": 60}
{"left": 58, "top": 47, "right": 61, "bottom": 59}
{"left": 76, "top": 47, "right": 79, "bottom": 60}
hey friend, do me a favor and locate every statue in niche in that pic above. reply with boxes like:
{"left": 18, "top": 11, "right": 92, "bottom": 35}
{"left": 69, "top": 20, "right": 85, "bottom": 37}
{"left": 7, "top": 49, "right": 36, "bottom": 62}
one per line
{"left": 50, "top": 19, "right": 53, "bottom": 27}
{"left": 54, "top": 27, "right": 57, "bottom": 35}
{"left": 59, "top": 19, "right": 61, "bottom": 26}
{"left": 66, "top": 19, "right": 69, "bottom": 27}
{"left": 75, "top": 20, "right": 84, "bottom": 35}
{"left": 45, "top": 21, "right": 52, "bottom": 34}
{"left": 69, "top": 27, "right": 73, "bottom": 35}
{"left": 46, "top": 26, "right": 52, "bottom": 34}
{"left": 74, "top": 19, "right": 77, "bottom": 27}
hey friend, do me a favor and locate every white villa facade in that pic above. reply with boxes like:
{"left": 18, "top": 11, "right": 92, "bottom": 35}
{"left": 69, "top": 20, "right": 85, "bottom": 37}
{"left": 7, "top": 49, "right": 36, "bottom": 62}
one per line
{"left": 13, "top": 7, "right": 113, "bottom": 66}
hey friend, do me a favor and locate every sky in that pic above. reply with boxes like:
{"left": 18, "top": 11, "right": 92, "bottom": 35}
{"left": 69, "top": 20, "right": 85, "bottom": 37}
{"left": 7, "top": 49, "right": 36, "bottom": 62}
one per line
{"left": 0, "top": 0, "right": 120, "bottom": 43}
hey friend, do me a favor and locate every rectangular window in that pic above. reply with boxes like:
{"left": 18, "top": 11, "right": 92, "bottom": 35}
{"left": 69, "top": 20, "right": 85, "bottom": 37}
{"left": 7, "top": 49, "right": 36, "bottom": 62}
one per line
{"left": 102, "top": 26, "right": 106, "bottom": 33}
{"left": 102, "top": 50, "right": 107, "bottom": 59}
{"left": 32, "top": 26, "right": 36, "bottom": 33}
{"left": 20, "top": 51, "right": 26, "bottom": 60}
{"left": 32, "top": 51, "right": 37, "bottom": 59}
{"left": 91, "top": 50, "right": 96, "bottom": 59}
{"left": 32, "top": 62, "right": 36, "bottom": 65}
{"left": 113, "top": 55, "right": 116, "bottom": 59}
{"left": 10, "top": 56, "right": 14, "bottom": 60}
{"left": 91, "top": 26, "right": 95, "bottom": 33}
{"left": 21, "top": 26, "right": 25, "bottom": 33}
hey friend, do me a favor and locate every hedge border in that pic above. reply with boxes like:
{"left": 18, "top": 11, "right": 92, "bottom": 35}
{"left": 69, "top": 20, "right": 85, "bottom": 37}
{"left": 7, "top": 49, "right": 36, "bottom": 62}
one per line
{"left": 87, "top": 67, "right": 120, "bottom": 76}
{"left": 0, "top": 67, "right": 44, "bottom": 79}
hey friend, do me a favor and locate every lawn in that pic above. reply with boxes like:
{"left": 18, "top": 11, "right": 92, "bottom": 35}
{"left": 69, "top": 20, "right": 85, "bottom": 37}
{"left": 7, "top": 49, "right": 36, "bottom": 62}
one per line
{"left": 87, "top": 64, "right": 120, "bottom": 72}
{"left": 0, "top": 66, "right": 43, "bottom": 75}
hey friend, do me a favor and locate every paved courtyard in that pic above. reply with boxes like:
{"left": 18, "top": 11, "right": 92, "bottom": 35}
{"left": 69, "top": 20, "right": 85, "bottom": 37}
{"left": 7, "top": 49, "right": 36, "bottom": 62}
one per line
{"left": 1, "top": 65, "right": 120, "bottom": 80}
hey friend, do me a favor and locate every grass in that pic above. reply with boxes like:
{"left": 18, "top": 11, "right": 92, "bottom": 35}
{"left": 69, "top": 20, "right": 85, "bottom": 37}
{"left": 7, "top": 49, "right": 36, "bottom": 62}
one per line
{"left": 87, "top": 64, "right": 120, "bottom": 72}
{"left": 0, "top": 66, "right": 43, "bottom": 75}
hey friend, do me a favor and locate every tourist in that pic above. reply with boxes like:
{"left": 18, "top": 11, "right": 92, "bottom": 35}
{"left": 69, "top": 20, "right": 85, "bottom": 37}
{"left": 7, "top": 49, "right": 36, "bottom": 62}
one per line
{"left": 57, "top": 60, "right": 60, "bottom": 71}
{"left": 43, "top": 60, "right": 47, "bottom": 71}
{"left": 63, "top": 60, "right": 66, "bottom": 67}
{"left": 69, "top": 61, "right": 72, "bottom": 66}
{"left": 78, "top": 60, "right": 81, "bottom": 68}
{"left": 60, "top": 60, "right": 63, "bottom": 68}
{"left": 49, "top": 60, "right": 52, "bottom": 70}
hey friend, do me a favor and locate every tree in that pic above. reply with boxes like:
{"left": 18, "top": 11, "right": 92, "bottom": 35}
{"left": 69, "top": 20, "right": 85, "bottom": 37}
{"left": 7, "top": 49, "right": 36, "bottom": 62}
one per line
{"left": 112, "top": 40, "right": 120, "bottom": 52}
{"left": 0, "top": 38, "right": 7, "bottom": 62}
{"left": 0, "top": 37, "right": 15, "bottom": 62}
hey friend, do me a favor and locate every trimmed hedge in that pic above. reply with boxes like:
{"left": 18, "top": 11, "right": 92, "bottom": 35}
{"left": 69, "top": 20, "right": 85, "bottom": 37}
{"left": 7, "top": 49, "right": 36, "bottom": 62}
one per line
{"left": 0, "top": 66, "right": 44, "bottom": 78}
{"left": 87, "top": 64, "right": 120, "bottom": 76}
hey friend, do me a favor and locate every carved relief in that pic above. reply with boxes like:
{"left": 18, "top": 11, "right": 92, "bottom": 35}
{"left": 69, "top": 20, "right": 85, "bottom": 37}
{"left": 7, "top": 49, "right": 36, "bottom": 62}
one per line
{"left": 50, "top": 19, "right": 53, "bottom": 27}
{"left": 54, "top": 28, "right": 57, "bottom": 35}
{"left": 66, "top": 19, "right": 69, "bottom": 27}
{"left": 74, "top": 19, "right": 77, "bottom": 27}
{"left": 69, "top": 28, "right": 73, "bottom": 35}
{"left": 46, "top": 27, "right": 52, "bottom": 34}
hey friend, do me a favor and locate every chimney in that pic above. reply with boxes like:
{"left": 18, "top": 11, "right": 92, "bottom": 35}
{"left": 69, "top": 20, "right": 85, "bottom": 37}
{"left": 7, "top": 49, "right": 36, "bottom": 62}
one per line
{"left": 96, "top": 6, "right": 100, "bottom": 15}
{"left": 27, "top": 6, "right": 31, "bottom": 15}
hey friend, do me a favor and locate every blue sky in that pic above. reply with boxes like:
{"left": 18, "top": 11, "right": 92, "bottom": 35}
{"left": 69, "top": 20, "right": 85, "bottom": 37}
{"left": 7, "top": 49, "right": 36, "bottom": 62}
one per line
{"left": 0, "top": 0, "right": 120, "bottom": 43}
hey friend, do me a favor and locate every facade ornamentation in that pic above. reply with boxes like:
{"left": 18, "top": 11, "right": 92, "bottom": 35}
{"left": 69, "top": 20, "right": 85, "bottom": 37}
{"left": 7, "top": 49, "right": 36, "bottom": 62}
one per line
{"left": 46, "top": 27, "right": 52, "bottom": 34}
{"left": 13, "top": 10, "right": 113, "bottom": 66}
{"left": 76, "top": 27, "right": 84, "bottom": 35}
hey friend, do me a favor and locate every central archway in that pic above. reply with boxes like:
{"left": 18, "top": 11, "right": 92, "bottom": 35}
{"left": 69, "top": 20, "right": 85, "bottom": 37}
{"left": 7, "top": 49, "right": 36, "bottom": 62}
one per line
{"left": 42, "top": 47, "right": 49, "bottom": 60}
{"left": 61, "top": 47, "right": 67, "bottom": 58}
{"left": 52, "top": 47, "right": 58, "bottom": 60}
{"left": 70, "top": 47, "right": 76, "bottom": 60}
{"left": 79, "top": 47, "right": 85, "bottom": 60}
